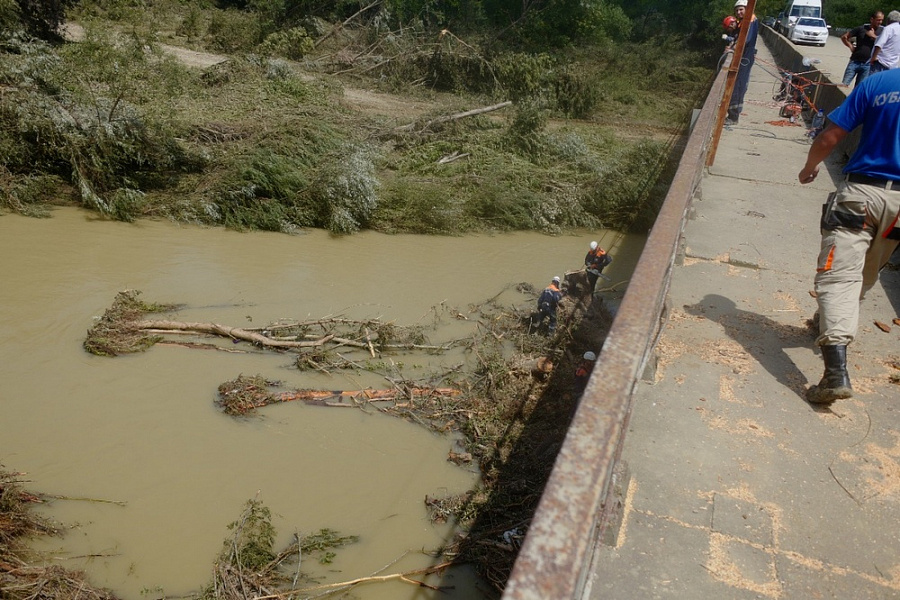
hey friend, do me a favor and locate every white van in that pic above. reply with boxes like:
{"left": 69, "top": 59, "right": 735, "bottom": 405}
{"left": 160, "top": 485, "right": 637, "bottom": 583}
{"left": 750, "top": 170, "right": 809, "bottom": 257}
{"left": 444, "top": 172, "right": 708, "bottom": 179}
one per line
{"left": 779, "top": 0, "right": 823, "bottom": 35}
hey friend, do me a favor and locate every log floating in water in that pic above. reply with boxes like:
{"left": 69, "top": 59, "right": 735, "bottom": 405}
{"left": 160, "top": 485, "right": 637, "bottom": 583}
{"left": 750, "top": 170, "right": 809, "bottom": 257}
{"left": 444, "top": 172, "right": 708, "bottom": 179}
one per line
{"left": 217, "top": 374, "right": 459, "bottom": 415}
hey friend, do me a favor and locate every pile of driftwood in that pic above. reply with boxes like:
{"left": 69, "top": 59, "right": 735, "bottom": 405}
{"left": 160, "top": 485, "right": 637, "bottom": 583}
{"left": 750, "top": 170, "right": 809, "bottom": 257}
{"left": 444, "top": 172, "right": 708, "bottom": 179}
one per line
{"left": 217, "top": 374, "right": 463, "bottom": 426}
{"left": 209, "top": 497, "right": 457, "bottom": 599}
{"left": 81, "top": 287, "right": 616, "bottom": 597}
{"left": 0, "top": 467, "right": 120, "bottom": 600}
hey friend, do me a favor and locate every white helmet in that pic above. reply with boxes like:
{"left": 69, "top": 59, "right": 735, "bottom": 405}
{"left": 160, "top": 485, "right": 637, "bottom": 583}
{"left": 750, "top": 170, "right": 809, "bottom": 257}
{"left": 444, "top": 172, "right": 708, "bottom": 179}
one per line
{"left": 734, "top": 0, "right": 747, "bottom": 6}
{"left": 552, "top": 276, "right": 561, "bottom": 284}
{"left": 589, "top": 241, "right": 598, "bottom": 250}
{"left": 583, "top": 351, "right": 596, "bottom": 361}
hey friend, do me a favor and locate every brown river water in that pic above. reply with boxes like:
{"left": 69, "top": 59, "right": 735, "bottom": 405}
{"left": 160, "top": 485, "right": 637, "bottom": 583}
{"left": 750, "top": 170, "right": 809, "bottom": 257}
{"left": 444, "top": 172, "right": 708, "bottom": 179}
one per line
{"left": 0, "top": 207, "right": 643, "bottom": 599}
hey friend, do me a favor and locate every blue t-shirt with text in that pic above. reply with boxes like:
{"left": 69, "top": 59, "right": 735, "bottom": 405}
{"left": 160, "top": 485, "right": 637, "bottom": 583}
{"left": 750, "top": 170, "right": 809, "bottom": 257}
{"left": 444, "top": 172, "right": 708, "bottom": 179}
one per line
{"left": 828, "top": 69, "right": 900, "bottom": 180}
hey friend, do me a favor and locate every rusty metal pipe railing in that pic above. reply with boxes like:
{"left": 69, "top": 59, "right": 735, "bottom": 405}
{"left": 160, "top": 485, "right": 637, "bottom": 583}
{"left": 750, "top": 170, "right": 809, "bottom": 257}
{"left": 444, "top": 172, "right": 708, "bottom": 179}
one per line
{"left": 501, "top": 64, "right": 729, "bottom": 600}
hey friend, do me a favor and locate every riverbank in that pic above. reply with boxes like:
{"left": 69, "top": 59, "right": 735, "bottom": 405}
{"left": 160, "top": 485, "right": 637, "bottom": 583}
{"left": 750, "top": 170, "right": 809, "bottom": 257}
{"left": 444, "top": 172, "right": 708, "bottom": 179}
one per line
{"left": 2, "top": 6, "right": 714, "bottom": 236}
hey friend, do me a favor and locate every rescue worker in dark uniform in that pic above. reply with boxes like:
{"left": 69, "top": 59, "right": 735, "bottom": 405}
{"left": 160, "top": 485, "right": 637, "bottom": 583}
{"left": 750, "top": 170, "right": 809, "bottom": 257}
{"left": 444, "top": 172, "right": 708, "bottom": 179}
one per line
{"left": 584, "top": 241, "right": 613, "bottom": 293}
{"left": 573, "top": 351, "right": 597, "bottom": 397}
{"left": 727, "top": 0, "right": 758, "bottom": 125}
{"left": 531, "top": 276, "right": 563, "bottom": 335}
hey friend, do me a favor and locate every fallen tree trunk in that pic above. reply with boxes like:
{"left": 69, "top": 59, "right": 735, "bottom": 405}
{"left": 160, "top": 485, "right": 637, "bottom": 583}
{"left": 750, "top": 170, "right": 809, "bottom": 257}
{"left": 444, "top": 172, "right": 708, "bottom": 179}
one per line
{"left": 217, "top": 374, "right": 460, "bottom": 415}
{"left": 138, "top": 320, "right": 334, "bottom": 349}
{"left": 395, "top": 101, "right": 512, "bottom": 132}
{"left": 84, "top": 291, "right": 437, "bottom": 356}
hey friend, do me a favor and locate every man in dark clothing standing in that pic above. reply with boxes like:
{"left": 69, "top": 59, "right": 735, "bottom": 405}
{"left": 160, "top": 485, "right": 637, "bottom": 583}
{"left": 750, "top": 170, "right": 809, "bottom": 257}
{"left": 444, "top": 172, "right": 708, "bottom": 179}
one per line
{"left": 584, "top": 241, "right": 613, "bottom": 293}
{"left": 840, "top": 11, "right": 884, "bottom": 87}
{"left": 531, "top": 276, "right": 563, "bottom": 335}
{"left": 727, "top": 0, "right": 758, "bottom": 125}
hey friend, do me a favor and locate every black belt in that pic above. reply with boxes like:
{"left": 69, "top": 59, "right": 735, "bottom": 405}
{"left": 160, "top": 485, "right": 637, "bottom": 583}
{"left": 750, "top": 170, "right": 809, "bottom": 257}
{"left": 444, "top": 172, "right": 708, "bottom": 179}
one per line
{"left": 847, "top": 173, "right": 900, "bottom": 190}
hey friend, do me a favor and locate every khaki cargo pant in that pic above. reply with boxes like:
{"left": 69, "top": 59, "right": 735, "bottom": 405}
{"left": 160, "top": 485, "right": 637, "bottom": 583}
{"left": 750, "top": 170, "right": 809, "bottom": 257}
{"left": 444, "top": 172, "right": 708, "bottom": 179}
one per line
{"left": 814, "top": 179, "right": 900, "bottom": 346}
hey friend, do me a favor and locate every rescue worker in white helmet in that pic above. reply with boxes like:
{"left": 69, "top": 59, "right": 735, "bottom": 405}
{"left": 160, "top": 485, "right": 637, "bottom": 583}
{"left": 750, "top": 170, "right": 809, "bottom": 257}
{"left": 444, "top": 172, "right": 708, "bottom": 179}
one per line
{"left": 584, "top": 241, "right": 613, "bottom": 293}
{"left": 574, "top": 350, "right": 597, "bottom": 397}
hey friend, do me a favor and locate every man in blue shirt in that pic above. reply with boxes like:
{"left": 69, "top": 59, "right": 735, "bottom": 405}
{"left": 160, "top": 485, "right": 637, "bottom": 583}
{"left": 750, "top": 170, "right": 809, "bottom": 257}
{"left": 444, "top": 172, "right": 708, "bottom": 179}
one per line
{"left": 798, "top": 69, "right": 900, "bottom": 404}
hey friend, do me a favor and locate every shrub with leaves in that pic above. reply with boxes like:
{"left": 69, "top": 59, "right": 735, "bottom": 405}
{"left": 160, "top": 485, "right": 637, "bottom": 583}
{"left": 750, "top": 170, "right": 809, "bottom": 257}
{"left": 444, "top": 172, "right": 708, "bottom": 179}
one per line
{"left": 504, "top": 99, "right": 549, "bottom": 159}
{"left": 13, "top": 0, "right": 70, "bottom": 40}
{"left": 492, "top": 52, "right": 554, "bottom": 101}
{"left": 580, "top": 138, "right": 668, "bottom": 232}
{"left": 176, "top": 5, "right": 204, "bottom": 42}
{"left": 258, "top": 26, "right": 313, "bottom": 59}
{"left": 0, "top": 29, "right": 202, "bottom": 220}
{"left": 0, "top": 0, "right": 20, "bottom": 32}
{"left": 312, "top": 144, "right": 380, "bottom": 234}
{"left": 207, "top": 8, "right": 262, "bottom": 53}
{"left": 552, "top": 64, "right": 600, "bottom": 119}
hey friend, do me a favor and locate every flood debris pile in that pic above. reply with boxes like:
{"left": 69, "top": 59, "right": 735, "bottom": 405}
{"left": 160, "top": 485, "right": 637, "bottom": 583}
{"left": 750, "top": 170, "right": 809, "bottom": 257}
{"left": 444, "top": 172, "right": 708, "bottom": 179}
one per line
{"left": 81, "top": 285, "right": 615, "bottom": 595}
{"left": 83, "top": 290, "right": 179, "bottom": 356}
{"left": 441, "top": 296, "right": 615, "bottom": 592}
{"left": 203, "top": 498, "right": 356, "bottom": 599}
{"left": 0, "top": 466, "right": 120, "bottom": 600}
{"left": 202, "top": 497, "right": 454, "bottom": 599}
{"left": 84, "top": 290, "right": 447, "bottom": 359}
{"left": 217, "top": 374, "right": 461, "bottom": 418}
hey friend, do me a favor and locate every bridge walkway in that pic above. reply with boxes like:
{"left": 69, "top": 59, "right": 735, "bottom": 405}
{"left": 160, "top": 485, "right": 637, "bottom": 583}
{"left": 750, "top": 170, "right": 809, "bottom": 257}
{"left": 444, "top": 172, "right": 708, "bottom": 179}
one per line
{"left": 586, "top": 28, "right": 900, "bottom": 600}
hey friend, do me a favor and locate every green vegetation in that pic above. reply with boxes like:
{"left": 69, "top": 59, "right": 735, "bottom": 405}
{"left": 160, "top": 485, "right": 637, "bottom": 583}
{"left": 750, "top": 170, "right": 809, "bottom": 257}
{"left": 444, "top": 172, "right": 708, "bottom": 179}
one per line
{"left": 1, "top": 0, "right": 719, "bottom": 235}
{"left": 825, "top": 1, "right": 887, "bottom": 28}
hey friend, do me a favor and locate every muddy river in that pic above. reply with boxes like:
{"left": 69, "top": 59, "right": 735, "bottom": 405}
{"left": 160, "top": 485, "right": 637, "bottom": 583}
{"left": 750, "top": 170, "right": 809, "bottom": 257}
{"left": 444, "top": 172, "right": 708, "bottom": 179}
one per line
{"left": 0, "top": 207, "right": 643, "bottom": 598}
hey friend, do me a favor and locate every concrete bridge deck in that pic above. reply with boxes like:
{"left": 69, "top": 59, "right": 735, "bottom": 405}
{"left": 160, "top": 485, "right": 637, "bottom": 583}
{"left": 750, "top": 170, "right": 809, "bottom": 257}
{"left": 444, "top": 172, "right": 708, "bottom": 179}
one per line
{"left": 586, "top": 28, "right": 900, "bottom": 600}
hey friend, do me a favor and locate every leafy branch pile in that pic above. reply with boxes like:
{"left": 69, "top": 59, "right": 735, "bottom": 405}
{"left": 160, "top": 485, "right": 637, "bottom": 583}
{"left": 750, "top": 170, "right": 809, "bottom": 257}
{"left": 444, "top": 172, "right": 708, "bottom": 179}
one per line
{"left": 203, "top": 498, "right": 360, "bottom": 599}
{"left": 0, "top": 466, "right": 121, "bottom": 600}
{"left": 82, "top": 290, "right": 178, "bottom": 356}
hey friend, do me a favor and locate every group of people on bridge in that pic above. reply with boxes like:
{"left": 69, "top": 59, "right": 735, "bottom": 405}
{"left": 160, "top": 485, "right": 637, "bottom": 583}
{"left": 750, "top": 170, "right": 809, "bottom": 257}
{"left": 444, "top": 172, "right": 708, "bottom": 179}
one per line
{"left": 841, "top": 9, "right": 900, "bottom": 87}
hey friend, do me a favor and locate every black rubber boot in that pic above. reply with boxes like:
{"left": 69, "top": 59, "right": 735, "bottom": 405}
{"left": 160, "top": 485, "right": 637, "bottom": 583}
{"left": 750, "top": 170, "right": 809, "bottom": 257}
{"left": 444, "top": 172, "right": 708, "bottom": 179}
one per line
{"left": 807, "top": 345, "right": 853, "bottom": 404}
